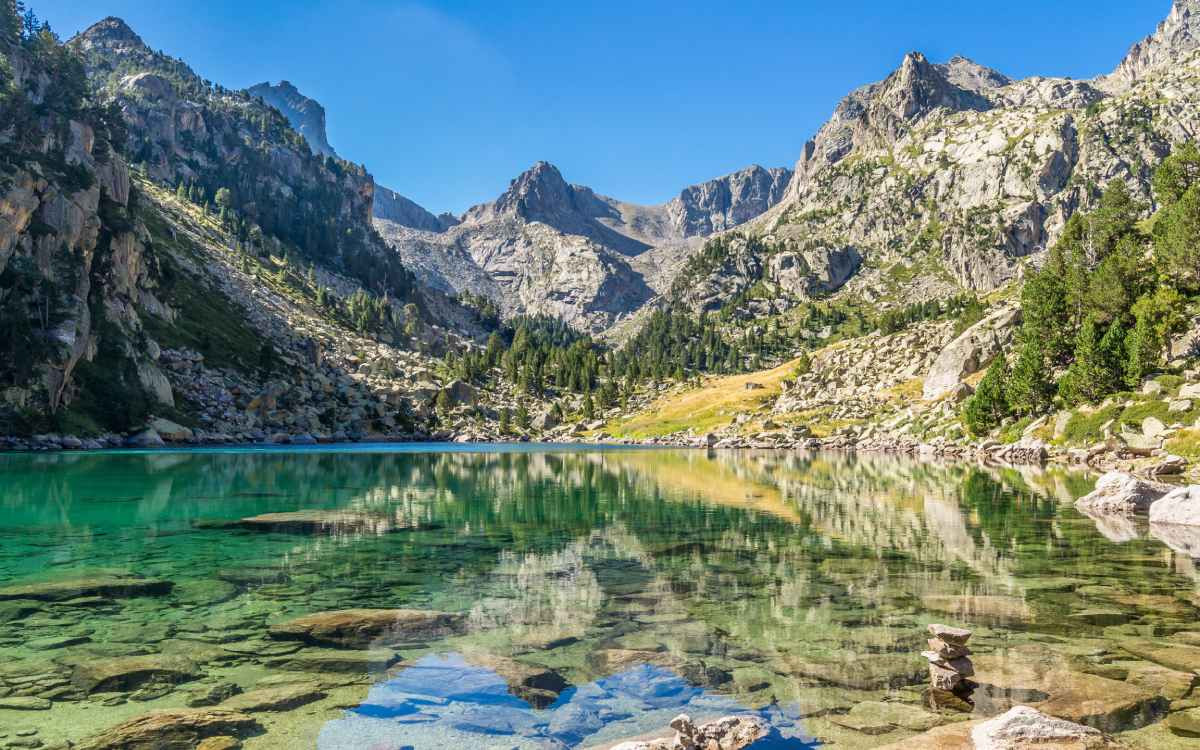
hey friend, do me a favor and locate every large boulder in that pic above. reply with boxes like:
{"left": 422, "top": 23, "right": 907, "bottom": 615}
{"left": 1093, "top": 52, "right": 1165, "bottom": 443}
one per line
{"left": 971, "top": 706, "right": 1118, "bottom": 749}
{"left": 148, "top": 417, "right": 194, "bottom": 442}
{"left": 923, "top": 306, "right": 1021, "bottom": 400}
{"left": 1074, "top": 472, "right": 1173, "bottom": 515}
{"left": 0, "top": 575, "right": 173, "bottom": 601}
{"left": 1149, "top": 485, "right": 1200, "bottom": 526}
{"left": 76, "top": 709, "right": 260, "bottom": 750}
{"left": 267, "top": 608, "right": 467, "bottom": 648}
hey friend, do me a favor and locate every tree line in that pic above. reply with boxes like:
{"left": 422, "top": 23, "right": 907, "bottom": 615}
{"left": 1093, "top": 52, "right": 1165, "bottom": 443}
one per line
{"left": 963, "top": 145, "right": 1199, "bottom": 434}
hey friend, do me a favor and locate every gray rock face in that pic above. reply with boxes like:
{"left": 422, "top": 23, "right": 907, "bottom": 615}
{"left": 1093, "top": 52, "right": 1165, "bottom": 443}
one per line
{"left": 248, "top": 79, "right": 335, "bottom": 157}
{"left": 374, "top": 185, "right": 458, "bottom": 232}
{"left": 665, "top": 165, "right": 793, "bottom": 237}
{"left": 1103, "top": 0, "right": 1200, "bottom": 92}
{"left": 923, "top": 306, "right": 1021, "bottom": 400}
{"left": 1075, "top": 472, "right": 1173, "bottom": 515}
{"left": 378, "top": 161, "right": 792, "bottom": 332}
{"left": 769, "top": 246, "right": 863, "bottom": 298}
{"left": 1149, "top": 485, "right": 1200, "bottom": 526}
{"left": 759, "top": 3, "right": 1200, "bottom": 297}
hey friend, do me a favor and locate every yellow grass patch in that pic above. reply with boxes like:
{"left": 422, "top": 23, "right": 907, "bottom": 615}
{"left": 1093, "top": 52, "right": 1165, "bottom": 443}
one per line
{"left": 607, "top": 357, "right": 807, "bottom": 439}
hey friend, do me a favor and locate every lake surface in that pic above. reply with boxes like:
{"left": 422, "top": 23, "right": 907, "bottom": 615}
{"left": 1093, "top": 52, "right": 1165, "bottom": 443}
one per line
{"left": 0, "top": 446, "right": 1197, "bottom": 749}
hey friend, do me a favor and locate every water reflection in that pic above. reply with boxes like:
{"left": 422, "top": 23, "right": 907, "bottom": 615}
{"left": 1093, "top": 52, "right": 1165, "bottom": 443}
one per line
{"left": 0, "top": 447, "right": 1197, "bottom": 748}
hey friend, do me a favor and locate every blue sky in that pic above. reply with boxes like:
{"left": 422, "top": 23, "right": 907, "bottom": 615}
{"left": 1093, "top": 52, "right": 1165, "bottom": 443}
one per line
{"left": 40, "top": 0, "right": 1169, "bottom": 215}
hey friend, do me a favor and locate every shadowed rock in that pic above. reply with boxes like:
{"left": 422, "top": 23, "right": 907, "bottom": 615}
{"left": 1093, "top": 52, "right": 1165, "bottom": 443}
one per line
{"left": 71, "top": 654, "right": 200, "bottom": 694}
{"left": 75, "top": 708, "right": 261, "bottom": 750}
{"left": 0, "top": 576, "right": 172, "bottom": 601}
{"left": 267, "top": 608, "right": 467, "bottom": 648}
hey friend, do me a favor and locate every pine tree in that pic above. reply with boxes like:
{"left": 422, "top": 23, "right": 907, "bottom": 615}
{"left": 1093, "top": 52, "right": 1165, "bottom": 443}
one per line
{"left": 1125, "top": 298, "right": 1163, "bottom": 387}
{"left": 962, "top": 351, "right": 1009, "bottom": 436}
{"left": 1006, "top": 339, "right": 1053, "bottom": 417}
{"left": 1059, "top": 315, "right": 1120, "bottom": 406}
{"left": 498, "top": 407, "right": 510, "bottom": 435}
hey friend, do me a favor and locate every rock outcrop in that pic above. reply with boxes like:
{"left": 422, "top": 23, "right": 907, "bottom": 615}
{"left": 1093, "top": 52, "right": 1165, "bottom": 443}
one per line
{"left": 247, "top": 80, "right": 335, "bottom": 157}
{"left": 923, "top": 306, "right": 1021, "bottom": 400}
{"left": 1149, "top": 485, "right": 1200, "bottom": 526}
{"left": 1075, "top": 472, "right": 1173, "bottom": 515}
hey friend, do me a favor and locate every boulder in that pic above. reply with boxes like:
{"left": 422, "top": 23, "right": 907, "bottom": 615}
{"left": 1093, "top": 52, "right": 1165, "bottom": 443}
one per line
{"left": 1074, "top": 472, "right": 1172, "bottom": 515}
{"left": 923, "top": 306, "right": 1021, "bottom": 400}
{"left": 970, "top": 706, "right": 1117, "bottom": 749}
{"left": 125, "top": 428, "right": 165, "bottom": 448}
{"left": 532, "top": 408, "right": 560, "bottom": 432}
{"left": 1149, "top": 485, "right": 1200, "bottom": 527}
{"left": 75, "top": 709, "right": 261, "bottom": 750}
{"left": 268, "top": 608, "right": 467, "bottom": 648}
{"left": 0, "top": 575, "right": 172, "bottom": 601}
{"left": 440, "top": 380, "right": 477, "bottom": 406}
{"left": 219, "top": 683, "right": 325, "bottom": 712}
{"left": 71, "top": 654, "right": 200, "bottom": 694}
{"left": 218, "top": 511, "right": 395, "bottom": 535}
{"left": 148, "top": 417, "right": 194, "bottom": 442}
{"left": 610, "top": 714, "right": 767, "bottom": 750}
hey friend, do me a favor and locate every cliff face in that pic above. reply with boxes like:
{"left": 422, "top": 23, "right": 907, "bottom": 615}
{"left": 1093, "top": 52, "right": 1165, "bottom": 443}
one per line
{"left": 247, "top": 79, "right": 335, "bottom": 157}
{"left": 376, "top": 161, "right": 794, "bottom": 332}
{"left": 655, "top": 3, "right": 1200, "bottom": 314}
{"left": 70, "top": 18, "right": 412, "bottom": 297}
{"left": 0, "top": 29, "right": 171, "bottom": 432}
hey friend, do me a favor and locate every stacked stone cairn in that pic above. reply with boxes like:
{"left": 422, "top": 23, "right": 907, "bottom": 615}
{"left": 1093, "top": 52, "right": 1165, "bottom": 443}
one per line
{"left": 922, "top": 624, "right": 975, "bottom": 699}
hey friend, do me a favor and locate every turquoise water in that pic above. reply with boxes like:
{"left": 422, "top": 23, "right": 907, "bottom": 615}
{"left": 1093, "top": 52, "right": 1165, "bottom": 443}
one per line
{"left": 0, "top": 446, "right": 1197, "bottom": 749}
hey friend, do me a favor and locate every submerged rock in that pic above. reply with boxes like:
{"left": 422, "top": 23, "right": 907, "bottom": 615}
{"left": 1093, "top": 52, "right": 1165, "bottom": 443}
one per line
{"left": 267, "top": 608, "right": 467, "bottom": 648}
{"left": 215, "top": 511, "right": 397, "bottom": 535}
{"left": 75, "top": 709, "right": 261, "bottom": 750}
{"left": 263, "top": 647, "right": 399, "bottom": 673}
{"left": 462, "top": 652, "right": 570, "bottom": 708}
{"left": 219, "top": 682, "right": 325, "bottom": 712}
{"left": 0, "top": 576, "right": 172, "bottom": 602}
{"left": 610, "top": 713, "right": 767, "bottom": 750}
{"left": 71, "top": 654, "right": 200, "bottom": 694}
{"left": 1075, "top": 472, "right": 1172, "bottom": 515}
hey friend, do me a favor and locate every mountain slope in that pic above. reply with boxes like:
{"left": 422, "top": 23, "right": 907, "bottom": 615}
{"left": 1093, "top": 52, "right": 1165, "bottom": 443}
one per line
{"left": 662, "top": 3, "right": 1200, "bottom": 322}
{"left": 248, "top": 79, "right": 455, "bottom": 233}
{"left": 377, "top": 161, "right": 793, "bottom": 332}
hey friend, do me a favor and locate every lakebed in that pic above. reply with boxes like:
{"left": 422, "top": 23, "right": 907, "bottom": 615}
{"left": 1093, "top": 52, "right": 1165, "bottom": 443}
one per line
{"left": 0, "top": 445, "right": 1197, "bottom": 748}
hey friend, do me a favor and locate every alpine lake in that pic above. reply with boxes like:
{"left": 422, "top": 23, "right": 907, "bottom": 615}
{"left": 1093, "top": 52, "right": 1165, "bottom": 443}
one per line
{"left": 1, "top": 445, "right": 1199, "bottom": 749}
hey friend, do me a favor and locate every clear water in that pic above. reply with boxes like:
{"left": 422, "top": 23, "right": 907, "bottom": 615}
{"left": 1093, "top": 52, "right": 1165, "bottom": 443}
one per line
{"left": 0, "top": 446, "right": 1196, "bottom": 749}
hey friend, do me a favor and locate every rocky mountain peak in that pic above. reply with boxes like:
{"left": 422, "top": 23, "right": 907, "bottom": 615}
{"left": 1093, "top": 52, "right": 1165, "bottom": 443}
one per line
{"left": 491, "top": 161, "right": 577, "bottom": 221}
{"left": 248, "top": 80, "right": 334, "bottom": 157}
{"left": 74, "top": 16, "right": 148, "bottom": 52}
{"left": 882, "top": 51, "right": 994, "bottom": 128}
{"left": 1105, "top": 0, "right": 1200, "bottom": 89}
{"left": 938, "top": 55, "right": 1011, "bottom": 95}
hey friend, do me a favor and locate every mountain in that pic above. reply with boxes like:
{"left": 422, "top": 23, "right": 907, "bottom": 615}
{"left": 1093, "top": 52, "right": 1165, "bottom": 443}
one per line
{"left": 247, "top": 79, "right": 454, "bottom": 233}
{"left": 0, "top": 12, "right": 506, "bottom": 442}
{"left": 376, "top": 161, "right": 793, "bottom": 332}
{"left": 665, "top": 2, "right": 1200, "bottom": 318}
{"left": 374, "top": 185, "right": 459, "bottom": 232}
{"left": 247, "top": 79, "right": 335, "bottom": 156}
{"left": 1104, "top": 0, "right": 1200, "bottom": 90}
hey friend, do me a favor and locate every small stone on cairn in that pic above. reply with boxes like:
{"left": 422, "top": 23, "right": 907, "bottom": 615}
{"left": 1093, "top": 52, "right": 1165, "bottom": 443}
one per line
{"left": 923, "top": 624, "right": 975, "bottom": 707}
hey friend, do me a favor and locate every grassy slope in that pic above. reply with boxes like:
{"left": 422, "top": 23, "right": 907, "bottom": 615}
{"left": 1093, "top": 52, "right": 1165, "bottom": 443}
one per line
{"left": 607, "top": 356, "right": 806, "bottom": 439}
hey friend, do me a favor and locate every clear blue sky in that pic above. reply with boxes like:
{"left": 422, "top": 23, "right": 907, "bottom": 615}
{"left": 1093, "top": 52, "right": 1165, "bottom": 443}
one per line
{"left": 39, "top": 0, "right": 1170, "bottom": 215}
